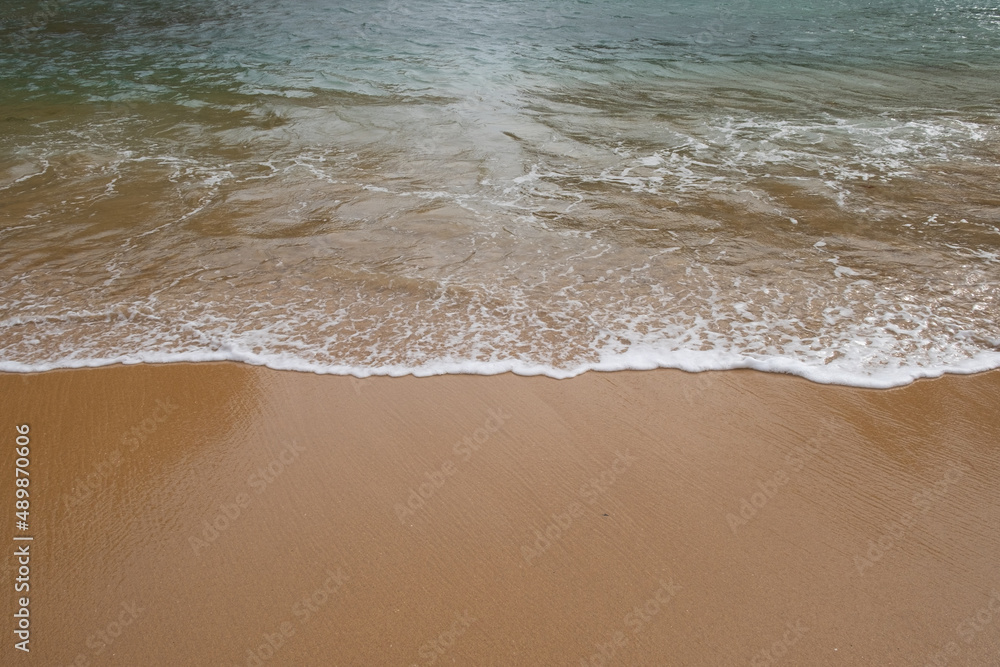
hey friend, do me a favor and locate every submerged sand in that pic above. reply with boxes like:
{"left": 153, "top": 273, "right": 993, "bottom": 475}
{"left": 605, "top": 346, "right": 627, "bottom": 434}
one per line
{"left": 1, "top": 364, "right": 998, "bottom": 665}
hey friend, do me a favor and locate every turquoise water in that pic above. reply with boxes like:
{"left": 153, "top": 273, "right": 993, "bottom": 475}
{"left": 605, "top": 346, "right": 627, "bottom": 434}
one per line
{"left": 1, "top": 0, "right": 999, "bottom": 384}
{"left": 4, "top": 1, "right": 1000, "bottom": 107}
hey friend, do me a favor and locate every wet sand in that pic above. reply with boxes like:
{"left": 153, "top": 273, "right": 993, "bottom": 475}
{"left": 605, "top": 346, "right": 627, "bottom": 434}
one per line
{"left": 1, "top": 363, "right": 999, "bottom": 666}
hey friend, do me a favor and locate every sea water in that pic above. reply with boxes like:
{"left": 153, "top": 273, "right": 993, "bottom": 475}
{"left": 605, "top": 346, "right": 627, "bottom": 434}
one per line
{"left": 1, "top": 0, "right": 999, "bottom": 386}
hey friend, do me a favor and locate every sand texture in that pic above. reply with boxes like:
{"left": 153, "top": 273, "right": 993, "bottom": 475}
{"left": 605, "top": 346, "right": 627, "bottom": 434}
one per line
{"left": 1, "top": 364, "right": 999, "bottom": 666}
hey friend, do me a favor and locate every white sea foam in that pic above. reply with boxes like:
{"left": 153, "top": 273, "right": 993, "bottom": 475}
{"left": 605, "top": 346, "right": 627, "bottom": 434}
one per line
{"left": 2, "top": 343, "right": 999, "bottom": 388}
{"left": 3, "top": 54, "right": 998, "bottom": 389}
{"left": 2, "top": 265, "right": 998, "bottom": 388}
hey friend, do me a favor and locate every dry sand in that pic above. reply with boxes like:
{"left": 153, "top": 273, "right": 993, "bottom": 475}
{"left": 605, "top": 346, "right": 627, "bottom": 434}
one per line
{"left": 1, "top": 363, "right": 998, "bottom": 666}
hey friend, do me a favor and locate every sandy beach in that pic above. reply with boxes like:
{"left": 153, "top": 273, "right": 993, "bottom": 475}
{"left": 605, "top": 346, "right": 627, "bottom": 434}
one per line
{"left": 1, "top": 364, "right": 998, "bottom": 665}
{"left": 4, "top": 2, "right": 1000, "bottom": 665}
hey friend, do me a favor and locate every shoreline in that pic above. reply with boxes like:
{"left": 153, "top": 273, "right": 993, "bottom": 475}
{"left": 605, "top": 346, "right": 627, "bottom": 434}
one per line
{"left": 4, "top": 352, "right": 1000, "bottom": 389}
{"left": 2, "top": 363, "right": 998, "bottom": 665}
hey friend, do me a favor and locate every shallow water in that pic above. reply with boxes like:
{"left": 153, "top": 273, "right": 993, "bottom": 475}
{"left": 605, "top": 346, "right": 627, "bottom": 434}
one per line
{"left": 2, "top": 0, "right": 999, "bottom": 385}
